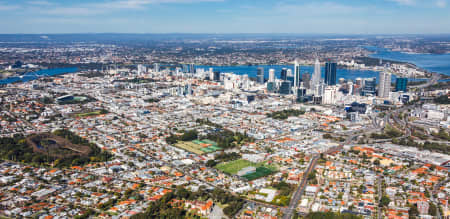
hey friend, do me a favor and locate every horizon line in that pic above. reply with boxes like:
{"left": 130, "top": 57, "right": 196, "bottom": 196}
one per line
{"left": 1, "top": 32, "right": 450, "bottom": 36}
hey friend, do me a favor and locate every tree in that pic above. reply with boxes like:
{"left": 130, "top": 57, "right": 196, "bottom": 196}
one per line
{"left": 380, "top": 196, "right": 391, "bottom": 207}
{"left": 409, "top": 204, "right": 418, "bottom": 218}
{"left": 429, "top": 202, "right": 437, "bottom": 216}
{"left": 374, "top": 159, "right": 381, "bottom": 166}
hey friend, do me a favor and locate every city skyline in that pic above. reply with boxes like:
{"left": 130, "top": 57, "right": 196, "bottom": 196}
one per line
{"left": 0, "top": 0, "right": 449, "bottom": 34}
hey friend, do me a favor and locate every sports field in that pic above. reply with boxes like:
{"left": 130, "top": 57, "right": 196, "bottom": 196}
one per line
{"left": 215, "top": 159, "right": 254, "bottom": 175}
{"left": 75, "top": 110, "right": 104, "bottom": 117}
{"left": 175, "top": 141, "right": 205, "bottom": 155}
{"left": 174, "top": 139, "right": 222, "bottom": 155}
{"left": 215, "top": 159, "right": 277, "bottom": 180}
{"left": 242, "top": 167, "right": 275, "bottom": 181}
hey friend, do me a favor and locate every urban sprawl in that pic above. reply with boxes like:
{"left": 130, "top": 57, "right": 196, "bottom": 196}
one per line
{"left": 0, "top": 35, "right": 449, "bottom": 219}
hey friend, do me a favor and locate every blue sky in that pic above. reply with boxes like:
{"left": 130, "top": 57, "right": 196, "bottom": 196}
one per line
{"left": 0, "top": 0, "right": 449, "bottom": 34}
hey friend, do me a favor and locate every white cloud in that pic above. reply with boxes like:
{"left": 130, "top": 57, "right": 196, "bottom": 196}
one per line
{"left": 389, "top": 0, "right": 447, "bottom": 7}
{"left": 435, "top": 0, "right": 447, "bottom": 8}
{"left": 36, "top": 0, "right": 223, "bottom": 15}
{"left": 28, "top": 0, "right": 54, "bottom": 6}
{"left": 389, "top": 0, "right": 417, "bottom": 5}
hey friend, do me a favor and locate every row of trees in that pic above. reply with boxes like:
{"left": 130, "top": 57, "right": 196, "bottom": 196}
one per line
{"left": 165, "top": 130, "right": 199, "bottom": 144}
{"left": 434, "top": 94, "right": 450, "bottom": 104}
{"left": 371, "top": 125, "right": 403, "bottom": 139}
{"left": 432, "top": 128, "right": 450, "bottom": 141}
{"left": 131, "top": 187, "right": 244, "bottom": 218}
{"left": 392, "top": 137, "right": 450, "bottom": 154}
{"left": 302, "top": 212, "right": 363, "bottom": 219}
{"left": 206, "top": 152, "right": 241, "bottom": 167}
{"left": 204, "top": 129, "right": 253, "bottom": 149}
{"left": 166, "top": 127, "right": 253, "bottom": 150}
{"left": 267, "top": 109, "right": 306, "bottom": 120}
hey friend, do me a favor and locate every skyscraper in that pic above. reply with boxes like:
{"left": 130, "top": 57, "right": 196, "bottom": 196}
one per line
{"left": 301, "top": 73, "right": 311, "bottom": 89}
{"left": 257, "top": 67, "right": 264, "bottom": 84}
{"left": 395, "top": 77, "right": 408, "bottom": 92}
{"left": 189, "top": 63, "right": 196, "bottom": 74}
{"left": 324, "top": 62, "right": 337, "bottom": 85}
{"left": 379, "top": 71, "right": 391, "bottom": 98}
{"left": 294, "top": 59, "right": 301, "bottom": 88}
{"left": 281, "top": 68, "right": 288, "bottom": 81}
{"left": 154, "top": 63, "right": 160, "bottom": 73}
{"left": 279, "top": 81, "right": 291, "bottom": 95}
{"left": 362, "top": 77, "right": 376, "bottom": 96}
{"left": 137, "top": 64, "right": 146, "bottom": 75}
{"left": 268, "top": 69, "right": 275, "bottom": 82}
{"left": 311, "top": 59, "right": 321, "bottom": 89}
{"left": 213, "top": 71, "right": 221, "bottom": 82}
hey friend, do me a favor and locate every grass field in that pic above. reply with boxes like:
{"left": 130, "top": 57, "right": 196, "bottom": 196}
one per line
{"left": 215, "top": 159, "right": 254, "bottom": 175}
{"left": 215, "top": 159, "right": 278, "bottom": 180}
{"left": 174, "top": 140, "right": 221, "bottom": 155}
{"left": 242, "top": 167, "right": 275, "bottom": 181}
{"left": 174, "top": 141, "right": 205, "bottom": 155}
{"left": 75, "top": 110, "right": 106, "bottom": 117}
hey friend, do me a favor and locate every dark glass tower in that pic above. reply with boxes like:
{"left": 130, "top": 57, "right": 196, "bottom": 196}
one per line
{"left": 213, "top": 71, "right": 221, "bottom": 81}
{"left": 395, "top": 78, "right": 408, "bottom": 92}
{"left": 279, "top": 81, "right": 291, "bottom": 94}
{"left": 324, "top": 62, "right": 337, "bottom": 85}
{"left": 257, "top": 67, "right": 264, "bottom": 84}
{"left": 362, "top": 77, "right": 376, "bottom": 96}
{"left": 280, "top": 68, "right": 288, "bottom": 81}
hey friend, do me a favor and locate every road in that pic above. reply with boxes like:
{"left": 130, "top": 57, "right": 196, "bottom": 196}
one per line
{"left": 409, "top": 73, "right": 440, "bottom": 89}
{"left": 432, "top": 180, "right": 448, "bottom": 219}
{"left": 282, "top": 155, "right": 319, "bottom": 219}
{"left": 377, "top": 176, "right": 383, "bottom": 219}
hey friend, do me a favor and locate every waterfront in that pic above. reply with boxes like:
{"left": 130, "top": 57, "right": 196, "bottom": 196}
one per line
{"left": 198, "top": 65, "right": 392, "bottom": 83}
{"left": 366, "top": 46, "right": 450, "bottom": 76}
{"left": 0, "top": 68, "right": 78, "bottom": 85}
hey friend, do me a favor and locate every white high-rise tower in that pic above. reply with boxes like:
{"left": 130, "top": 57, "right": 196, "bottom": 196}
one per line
{"left": 294, "top": 59, "right": 301, "bottom": 88}
{"left": 269, "top": 69, "right": 275, "bottom": 82}
{"left": 379, "top": 71, "right": 391, "bottom": 98}
{"left": 311, "top": 58, "right": 321, "bottom": 89}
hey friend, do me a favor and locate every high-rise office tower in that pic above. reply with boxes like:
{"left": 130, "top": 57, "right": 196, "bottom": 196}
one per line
{"left": 279, "top": 81, "right": 291, "bottom": 95}
{"left": 311, "top": 59, "right": 321, "bottom": 89}
{"left": 137, "top": 64, "right": 146, "bottom": 75}
{"left": 322, "top": 86, "right": 338, "bottom": 105}
{"left": 287, "top": 69, "right": 293, "bottom": 77}
{"left": 324, "top": 62, "right": 337, "bottom": 85}
{"left": 268, "top": 69, "right": 275, "bottom": 82}
{"left": 154, "top": 63, "right": 160, "bottom": 73}
{"left": 348, "top": 81, "right": 354, "bottom": 95}
{"left": 213, "top": 71, "right": 221, "bottom": 82}
{"left": 302, "top": 73, "right": 311, "bottom": 89}
{"left": 281, "top": 68, "right": 288, "bottom": 81}
{"left": 182, "top": 64, "right": 188, "bottom": 73}
{"left": 189, "top": 63, "right": 196, "bottom": 74}
{"left": 379, "top": 71, "right": 391, "bottom": 98}
{"left": 362, "top": 77, "right": 376, "bottom": 96}
{"left": 286, "top": 69, "right": 294, "bottom": 85}
{"left": 395, "top": 77, "right": 408, "bottom": 92}
{"left": 257, "top": 67, "right": 264, "bottom": 84}
{"left": 294, "top": 59, "right": 301, "bottom": 88}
